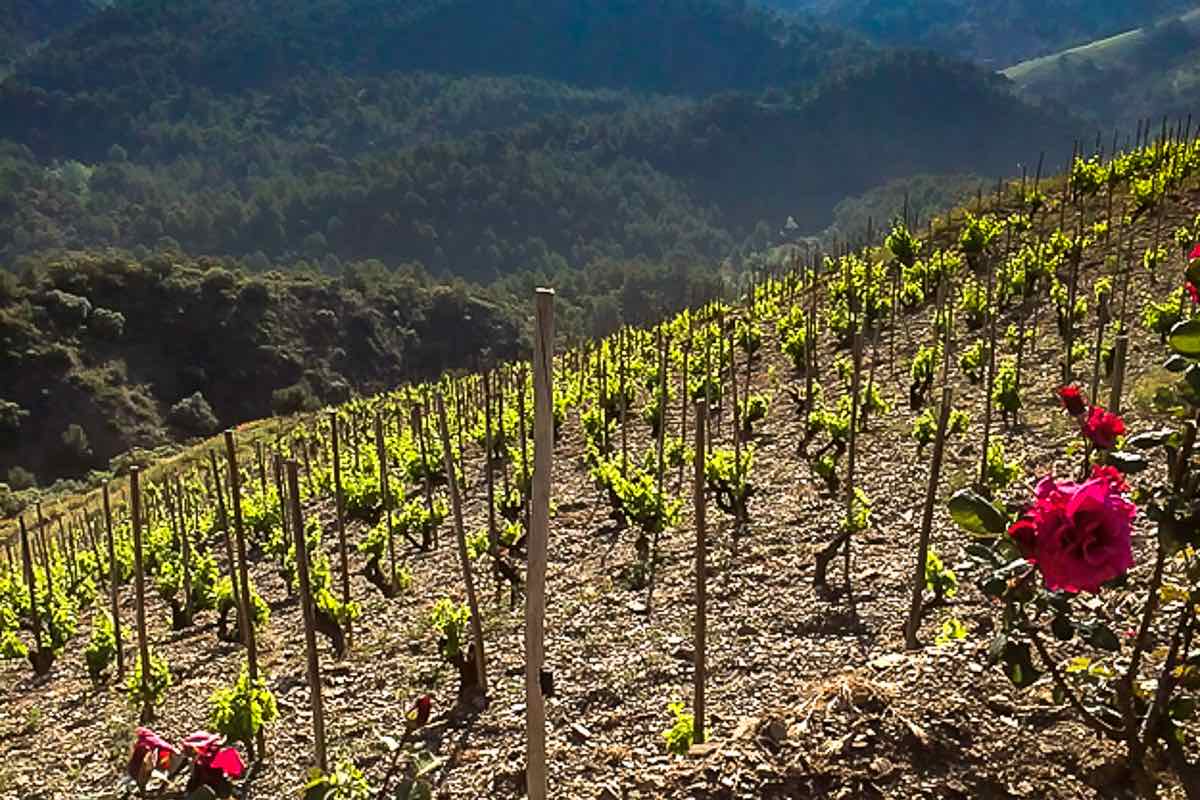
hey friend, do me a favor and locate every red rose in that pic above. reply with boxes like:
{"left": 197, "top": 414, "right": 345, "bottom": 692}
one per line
{"left": 1089, "top": 464, "right": 1129, "bottom": 493}
{"left": 1019, "top": 475, "right": 1136, "bottom": 593}
{"left": 1057, "top": 385, "right": 1086, "bottom": 416}
{"left": 1082, "top": 406, "right": 1125, "bottom": 450}
{"left": 1188, "top": 282, "right": 1199, "bottom": 305}
{"left": 1190, "top": 243, "right": 1200, "bottom": 261}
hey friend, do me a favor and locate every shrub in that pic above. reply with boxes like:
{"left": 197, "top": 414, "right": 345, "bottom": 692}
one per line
{"left": 272, "top": 382, "right": 319, "bottom": 416}
{"left": 169, "top": 392, "right": 219, "bottom": 436}
{"left": 87, "top": 307, "right": 125, "bottom": 340}
{"left": 208, "top": 662, "right": 278, "bottom": 748}
{"left": 6, "top": 466, "right": 36, "bottom": 490}
{"left": 0, "top": 399, "right": 29, "bottom": 437}
{"left": 43, "top": 289, "right": 92, "bottom": 328}
{"left": 61, "top": 424, "right": 92, "bottom": 460}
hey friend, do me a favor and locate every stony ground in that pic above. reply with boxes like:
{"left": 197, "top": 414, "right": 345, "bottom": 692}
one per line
{"left": 2, "top": 184, "right": 1199, "bottom": 799}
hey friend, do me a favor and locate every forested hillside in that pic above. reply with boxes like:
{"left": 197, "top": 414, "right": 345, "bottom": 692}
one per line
{"left": 0, "top": 0, "right": 104, "bottom": 69}
{"left": 767, "top": 0, "right": 1194, "bottom": 66}
{"left": 0, "top": 53, "right": 1077, "bottom": 280}
{"left": 1004, "top": 10, "right": 1200, "bottom": 130}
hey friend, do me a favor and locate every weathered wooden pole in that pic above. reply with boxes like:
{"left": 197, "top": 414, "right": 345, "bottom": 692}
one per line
{"left": 692, "top": 399, "right": 708, "bottom": 744}
{"left": 129, "top": 468, "right": 153, "bottom": 722}
{"left": 526, "top": 288, "right": 555, "bottom": 800}
{"left": 330, "top": 412, "right": 352, "bottom": 648}
{"left": 904, "top": 386, "right": 953, "bottom": 649}
{"left": 286, "top": 460, "right": 327, "bottom": 773}
{"left": 224, "top": 430, "right": 264, "bottom": 760}
{"left": 102, "top": 482, "right": 125, "bottom": 679}
{"left": 434, "top": 394, "right": 488, "bottom": 695}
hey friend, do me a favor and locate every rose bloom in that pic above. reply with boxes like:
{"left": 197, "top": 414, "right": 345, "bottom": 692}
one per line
{"left": 128, "top": 728, "right": 179, "bottom": 781}
{"left": 1083, "top": 405, "right": 1125, "bottom": 450}
{"left": 1008, "top": 474, "right": 1135, "bottom": 593}
{"left": 1190, "top": 243, "right": 1200, "bottom": 261}
{"left": 1057, "top": 385, "right": 1086, "bottom": 416}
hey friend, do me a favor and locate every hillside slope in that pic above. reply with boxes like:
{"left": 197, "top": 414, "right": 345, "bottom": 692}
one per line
{"left": 765, "top": 0, "right": 1194, "bottom": 66}
{"left": 3, "top": 133, "right": 1200, "bottom": 797}
{"left": 0, "top": 53, "right": 1079, "bottom": 278}
{"left": 1003, "top": 9, "right": 1200, "bottom": 128}
{"left": 0, "top": 253, "right": 521, "bottom": 490}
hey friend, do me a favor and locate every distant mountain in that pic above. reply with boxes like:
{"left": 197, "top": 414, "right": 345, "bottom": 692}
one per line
{"left": 0, "top": 0, "right": 105, "bottom": 68}
{"left": 765, "top": 0, "right": 1195, "bottom": 67}
{"left": 0, "top": 0, "right": 869, "bottom": 159}
{"left": 0, "top": 52, "right": 1079, "bottom": 280}
{"left": 1003, "top": 9, "right": 1200, "bottom": 129}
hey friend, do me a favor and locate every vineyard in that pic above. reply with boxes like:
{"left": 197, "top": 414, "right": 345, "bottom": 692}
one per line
{"left": 6, "top": 127, "right": 1200, "bottom": 799}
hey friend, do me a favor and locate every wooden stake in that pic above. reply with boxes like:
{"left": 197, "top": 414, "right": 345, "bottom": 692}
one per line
{"left": 286, "top": 460, "right": 328, "bottom": 773}
{"left": 102, "top": 482, "right": 125, "bottom": 680}
{"left": 330, "top": 412, "right": 352, "bottom": 649}
{"left": 374, "top": 413, "right": 398, "bottom": 589}
{"left": 905, "top": 387, "right": 953, "bottom": 648}
{"left": 18, "top": 516, "right": 43, "bottom": 658}
{"left": 434, "top": 394, "right": 488, "bottom": 696}
{"left": 692, "top": 399, "right": 708, "bottom": 744}
{"left": 526, "top": 288, "right": 555, "bottom": 800}
{"left": 129, "top": 469, "right": 153, "bottom": 722}
{"left": 224, "top": 430, "right": 264, "bottom": 760}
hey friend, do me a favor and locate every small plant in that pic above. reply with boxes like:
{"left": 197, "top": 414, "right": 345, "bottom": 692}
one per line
{"left": 958, "top": 278, "right": 988, "bottom": 330}
{"left": 958, "top": 341, "right": 987, "bottom": 384}
{"left": 208, "top": 662, "right": 278, "bottom": 749}
{"left": 935, "top": 618, "right": 968, "bottom": 647}
{"left": 1142, "top": 297, "right": 1182, "bottom": 342}
{"left": 303, "top": 760, "right": 372, "bottom": 800}
{"left": 125, "top": 650, "right": 173, "bottom": 713}
{"left": 992, "top": 358, "right": 1021, "bottom": 427}
{"left": 705, "top": 446, "right": 755, "bottom": 526}
{"left": 909, "top": 343, "right": 941, "bottom": 408}
{"left": 924, "top": 549, "right": 958, "bottom": 602}
{"left": 84, "top": 610, "right": 116, "bottom": 682}
{"left": 740, "top": 393, "right": 769, "bottom": 436}
{"left": 912, "top": 408, "right": 970, "bottom": 451}
{"left": 841, "top": 487, "right": 871, "bottom": 534}
{"left": 983, "top": 440, "right": 1022, "bottom": 490}
{"left": 662, "top": 701, "right": 695, "bottom": 756}
{"left": 429, "top": 598, "right": 480, "bottom": 701}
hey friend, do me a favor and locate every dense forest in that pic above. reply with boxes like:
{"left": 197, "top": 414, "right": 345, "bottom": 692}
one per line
{"left": 1005, "top": 11, "right": 1200, "bottom": 130}
{"left": 0, "top": 53, "right": 1077, "bottom": 280}
{"left": 767, "top": 0, "right": 1195, "bottom": 66}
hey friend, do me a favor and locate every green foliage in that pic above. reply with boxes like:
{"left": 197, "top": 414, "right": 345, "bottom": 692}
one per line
{"left": 958, "top": 341, "right": 987, "bottom": 383}
{"left": 841, "top": 487, "right": 872, "bottom": 534}
{"left": 303, "top": 761, "right": 373, "bottom": 800}
{"left": 430, "top": 599, "right": 471, "bottom": 663}
{"left": 741, "top": 393, "right": 769, "bottom": 435}
{"left": 208, "top": 662, "right": 279, "bottom": 748}
{"left": 925, "top": 549, "right": 958, "bottom": 600}
{"left": 775, "top": 305, "right": 809, "bottom": 372}
{"left": 935, "top": 618, "right": 968, "bottom": 647}
{"left": 125, "top": 650, "right": 172, "bottom": 711}
{"left": 83, "top": 611, "right": 116, "bottom": 682}
{"left": 1143, "top": 297, "right": 1184, "bottom": 341}
{"left": 662, "top": 701, "right": 695, "bottom": 756}
{"left": 983, "top": 440, "right": 1022, "bottom": 490}
{"left": 593, "top": 457, "right": 682, "bottom": 534}
{"left": 992, "top": 358, "right": 1021, "bottom": 420}
{"left": 909, "top": 343, "right": 942, "bottom": 406}
{"left": 957, "top": 278, "right": 988, "bottom": 330}
{"left": 705, "top": 446, "right": 755, "bottom": 523}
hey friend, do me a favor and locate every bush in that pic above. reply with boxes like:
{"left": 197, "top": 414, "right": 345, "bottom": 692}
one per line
{"left": 168, "top": 392, "right": 219, "bottom": 435}
{"left": 61, "top": 424, "right": 92, "bottom": 460}
{"left": 6, "top": 466, "right": 36, "bottom": 490}
{"left": 43, "top": 289, "right": 92, "bottom": 328}
{"left": 0, "top": 399, "right": 29, "bottom": 437}
{"left": 272, "top": 382, "right": 319, "bottom": 416}
{"left": 87, "top": 307, "right": 125, "bottom": 340}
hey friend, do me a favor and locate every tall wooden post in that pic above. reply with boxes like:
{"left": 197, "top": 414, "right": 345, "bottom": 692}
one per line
{"left": 330, "top": 412, "right": 352, "bottom": 648}
{"left": 692, "top": 399, "right": 708, "bottom": 743}
{"left": 18, "top": 516, "right": 43, "bottom": 658}
{"left": 102, "top": 482, "right": 125, "bottom": 679}
{"left": 224, "top": 430, "right": 264, "bottom": 760}
{"left": 374, "top": 413, "right": 398, "bottom": 589}
{"left": 130, "top": 468, "right": 153, "bottom": 722}
{"left": 527, "top": 288, "right": 555, "bottom": 800}
{"left": 286, "top": 460, "right": 327, "bottom": 772}
{"left": 434, "top": 394, "right": 487, "bottom": 695}
{"left": 904, "top": 387, "right": 953, "bottom": 648}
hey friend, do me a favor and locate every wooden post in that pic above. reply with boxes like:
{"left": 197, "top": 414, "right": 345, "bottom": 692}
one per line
{"left": 904, "top": 387, "right": 953, "bottom": 649}
{"left": 374, "top": 413, "right": 398, "bottom": 589}
{"left": 1110, "top": 335, "right": 1129, "bottom": 414}
{"left": 102, "top": 482, "right": 125, "bottom": 679}
{"left": 330, "top": 412, "right": 352, "bottom": 648}
{"left": 286, "top": 460, "right": 328, "bottom": 773}
{"left": 482, "top": 372, "right": 500, "bottom": 593}
{"left": 224, "top": 430, "right": 264, "bottom": 760}
{"left": 18, "top": 516, "right": 43, "bottom": 657}
{"left": 692, "top": 399, "right": 708, "bottom": 744}
{"left": 129, "top": 469, "right": 153, "bottom": 722}
{"left": 526, "top": 287, "right": 554, "bottom": 800}
{"left": 434, "top": 394, "right": 488, "bottom": 695}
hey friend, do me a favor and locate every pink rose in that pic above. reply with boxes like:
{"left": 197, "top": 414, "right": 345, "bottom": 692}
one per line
{"left": 1013, "top": 475, "right": 1135, "bottom": 593}
{"left": 1082, "top": 406, "right": 1125, "bottom": 450}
